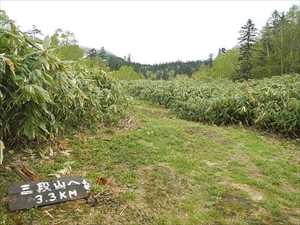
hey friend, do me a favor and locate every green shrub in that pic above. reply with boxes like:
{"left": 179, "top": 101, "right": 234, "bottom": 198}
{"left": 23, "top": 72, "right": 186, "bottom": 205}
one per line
{"left": 126, "top": 75, "right": 300, "bottom": 136}
{"left": 0, "top": 11, "right": 127, "bottom": 147}
{"left": 192, "top": 48, "right": 239, "bottom": 80}
{"left": 111, "top": 65, "right": 143, "bottom": 80}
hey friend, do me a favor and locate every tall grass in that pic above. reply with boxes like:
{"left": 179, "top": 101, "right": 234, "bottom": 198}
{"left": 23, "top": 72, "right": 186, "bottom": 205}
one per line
{"left": 126, "top": 75, "right": 300, "bottom": 137}
{"left": 0, "top": 11, "right": 127, "bottom": 147}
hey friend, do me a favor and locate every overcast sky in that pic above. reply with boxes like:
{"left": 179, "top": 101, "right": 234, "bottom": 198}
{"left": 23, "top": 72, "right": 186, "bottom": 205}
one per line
{"left": 1, "top": 1, "right": 298, "bottom": 64}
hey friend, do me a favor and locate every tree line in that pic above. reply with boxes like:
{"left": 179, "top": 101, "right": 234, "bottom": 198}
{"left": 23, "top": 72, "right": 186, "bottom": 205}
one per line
{"left": 194, "top": 5, "right": 300, "bottom": 80}
{"left": 25, "top": 5, "right": 300, "bottom": 81}
{"left": 86, "top": 47, "right": 204, "bottom": 80}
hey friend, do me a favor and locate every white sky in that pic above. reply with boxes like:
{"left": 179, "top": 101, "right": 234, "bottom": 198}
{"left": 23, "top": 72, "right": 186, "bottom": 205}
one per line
{"left": 0, "top": 0, "right": 298, "bottom": 64}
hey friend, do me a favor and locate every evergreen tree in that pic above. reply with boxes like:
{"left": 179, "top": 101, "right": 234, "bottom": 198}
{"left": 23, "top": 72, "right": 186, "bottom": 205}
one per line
{"left": 99, "top": 47, "right": 106, "bottom": 56}
{"left": 218, "top": 48, "right": 226, "bottom": 56}
{"left": 127, "top": 53, "right": 131, "bottom": 63}
{"left": 208, "top": 53, "right": 213, "bottom": 68}
{"left": 238, "top": 19, "right": 257, "bottom": 80}
{"left": 252, "top": 6, "right": 300, "bottom": 77}
{"left": 87, "top": 48, "right": 97, "bottom": 57}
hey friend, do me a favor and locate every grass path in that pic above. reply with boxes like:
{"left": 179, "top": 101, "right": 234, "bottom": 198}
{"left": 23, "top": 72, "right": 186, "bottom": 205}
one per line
{"left": 1, "top": 100, "right": 299, "bottom": 225}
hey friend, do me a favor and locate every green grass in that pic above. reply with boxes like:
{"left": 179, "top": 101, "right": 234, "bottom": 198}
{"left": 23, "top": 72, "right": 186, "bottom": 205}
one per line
{"left": 0, "top": 100, "right": 299, "bottom": 225}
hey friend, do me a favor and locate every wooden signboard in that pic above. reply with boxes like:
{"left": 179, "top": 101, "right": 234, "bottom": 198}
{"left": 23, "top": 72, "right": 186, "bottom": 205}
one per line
{"left": 7, "top": 176, "right": 91, "bottom": 211}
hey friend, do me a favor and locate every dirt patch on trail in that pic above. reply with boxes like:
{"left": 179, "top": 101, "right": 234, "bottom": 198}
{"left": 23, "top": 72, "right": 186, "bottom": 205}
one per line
{"left": 116, "top": 115, "right": 138, "bottom": 130}
{"left": 75, "top": 163, "right": 191, "bottom": 225}
{"left": 184, "top": 126, "right": 233, "bottom": 145}
{"left": 220, "top": 181, "right": 264, "bottom": 202}
{"left": 231, "top": 183, "right": 263, "bottom": 201}
{"left": 281, "top": 182, "right": 299, "bottom": 193}
{"left": 135, "top": 105, "right": 175, "bottom": 119}
{"left": 203, "top": 160, "right": 218, "bottom": 167}
{"left": 136, "top": 164, "right": 187, "bottom": 205}
{"left": 130, "top": 163, "right": 190, "bottom": 221}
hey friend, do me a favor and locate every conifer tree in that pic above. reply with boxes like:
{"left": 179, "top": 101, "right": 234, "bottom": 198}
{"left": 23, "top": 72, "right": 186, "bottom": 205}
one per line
{"left": 238, "top": 19, "right": 257, "bottom": 80}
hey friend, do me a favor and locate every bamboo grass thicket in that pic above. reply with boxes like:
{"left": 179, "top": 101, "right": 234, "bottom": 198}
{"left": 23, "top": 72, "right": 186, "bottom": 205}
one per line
{"left": 0, "top": 11, "right": 128, "bottom": 147}
{"left": 126, "top": 75, "right": 300, "bottom": 137}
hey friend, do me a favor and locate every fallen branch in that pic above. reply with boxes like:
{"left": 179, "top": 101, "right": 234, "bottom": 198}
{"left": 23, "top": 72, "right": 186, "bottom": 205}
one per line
{"left": 10, "top": 163, "right": 40, "bottom": 181}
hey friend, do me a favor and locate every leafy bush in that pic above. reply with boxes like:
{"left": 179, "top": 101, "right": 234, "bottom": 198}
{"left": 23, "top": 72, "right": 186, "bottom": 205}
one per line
{"left": 126, "top": 75, "right": 300, "bottom": 136}
{"left": 192, "top": 48, "right": 239, "bottom": 80}
{"left": 110, "top": 65, "right": 143, "bottom": 80}
{"left": 0, "top": 11, "right": 127, "bottom": 147}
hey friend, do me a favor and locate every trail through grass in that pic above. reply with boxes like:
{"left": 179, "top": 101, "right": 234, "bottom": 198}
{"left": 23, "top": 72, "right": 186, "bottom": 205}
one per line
{"left": 0, "top": 100, "right": 299, "bottom": 225}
